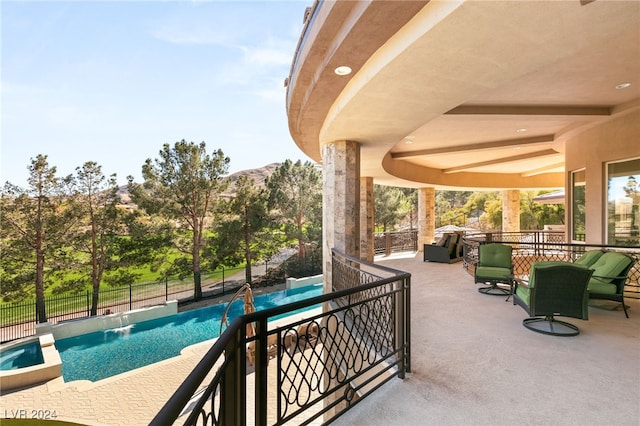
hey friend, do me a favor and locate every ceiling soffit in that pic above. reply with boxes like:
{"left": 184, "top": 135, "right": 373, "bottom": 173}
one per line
{"left": 287, "top": 0, "right": 639, "bottom": 189}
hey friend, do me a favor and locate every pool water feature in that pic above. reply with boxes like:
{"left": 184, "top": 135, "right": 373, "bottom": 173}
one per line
{"left": 55, "top": 283, "right": 322, "bottom": 383}
{"left": 0, "top": 340, "right": 44, "bottom": 370}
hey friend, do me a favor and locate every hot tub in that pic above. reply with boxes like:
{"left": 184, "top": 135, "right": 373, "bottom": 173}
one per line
{"left": 1, "top": 339, "right": 44, "bottom": 370}
{"left": 0, "top": 334, "right": 62, "bottom": 391}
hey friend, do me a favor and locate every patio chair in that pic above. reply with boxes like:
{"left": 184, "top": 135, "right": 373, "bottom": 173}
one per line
{"left": 423, "top": 232, "right": 463, "bottom": 263}
{"left": 512, "top": 262, "right": 593, "bottom": 336}
{"left": 584, "top": 251, "right": 635, "bottom": 318}
{"left": 247, "top": 334, "right": 279, "bottom": 366}
{"left": 574, "top": 249, "right": 605, "bottom": 267}
{"left": 474, "top": 243, "right": 513, "bottom": 297}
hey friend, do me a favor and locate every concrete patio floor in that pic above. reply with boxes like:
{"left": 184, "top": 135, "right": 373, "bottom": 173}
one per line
{"left": 335, "top": 253, "right": 640, "bottom": 426}
{"left": 1, "top": 252, "right": 638, "bottom": 425}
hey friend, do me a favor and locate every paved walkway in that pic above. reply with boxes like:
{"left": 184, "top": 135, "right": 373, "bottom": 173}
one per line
{"left": 1, "top": 336, "right": 212, "bottom": 425}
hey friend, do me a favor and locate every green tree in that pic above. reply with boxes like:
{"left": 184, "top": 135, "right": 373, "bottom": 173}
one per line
{"left": 109, "top": 209, "right": 174, "bottom": 285}
{"left": 537, "top": 202, "right": 565, "bottom": 227}
{"left": 460, "top": 191, "right": 501, "bottom": 229}
{"left": 62, "top": 162, "right": 121, "bottom": 316}
{"left": 374, "top": 185, "right": 411, "bottom": 231}
{"left": 128, "top": 140, "right": 230, "bottom": 301}
{"left": 520, "top": 191, "right": 539, "bottom": 229}
{"left": 464, "top": 191, "right": 494, "bottom": 224}
{"left": 435, "top": 190, "right": 474, "bottom": 227}
{"left": 400, "top": 188, "right": 418, "bottom": 229}
{"left": 211, "top": 175, "right": 276, "bottom": 284}
{"left": 521, "top": 190, "right": 565, "bottom": 229}
{"left": 0, "top": 155, "right": 75, "bottom": 322}
{"left": 483, "top": 196, "right": 504, "bottom": 230}
{"left": 266, "top": 160, "right": 322, "bottom": 258}
{"left": 454, "top": 190, "right": 565, "bottom": 231}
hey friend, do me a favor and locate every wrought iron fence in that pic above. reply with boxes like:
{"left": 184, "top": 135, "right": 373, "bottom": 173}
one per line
{"left": 461, "top": 232, "right": 640, "bottom": 298}
{"left": 374, "top": 229, "right": 418, "bottom": 256}
{"left": 151, "top": 249, "right": 411, "bottom": 425}
{"left": 0, "top": 266, "right": 250, "bottom": 343}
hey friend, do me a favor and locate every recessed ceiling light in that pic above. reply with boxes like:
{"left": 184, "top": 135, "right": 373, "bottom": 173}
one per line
{"left": 334, "top": 66, "right": 352, "bottom": 76}
{"left": 615, "top": 82, "right": 631, "bottom": 90}
{"left": 516, "top": 128, "right": 527, "bottom": 133}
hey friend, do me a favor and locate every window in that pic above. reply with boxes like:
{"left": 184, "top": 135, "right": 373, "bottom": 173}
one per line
{"left": 607, "top": 158, "right": 640, "bottom": 246}
{"left": 571, "top": 169, "right": 586, "bottom": 242}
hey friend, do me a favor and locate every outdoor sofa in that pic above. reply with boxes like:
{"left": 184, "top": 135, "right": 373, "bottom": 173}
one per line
{"left": 423, "top": 232, "right": 463, "bottom": 263}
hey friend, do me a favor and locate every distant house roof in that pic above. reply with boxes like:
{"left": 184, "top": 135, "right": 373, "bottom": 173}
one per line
{"left": 533, "top": 190, "right": 565, "bottom": 204}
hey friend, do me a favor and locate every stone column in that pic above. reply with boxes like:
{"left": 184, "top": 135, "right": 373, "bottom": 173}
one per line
{"left": 321, "top": 140, "right": 361, "bottom": 420}
{"left": 418, "top": 187, "right": 436, "bottom": 251}
{"left": 322, "top": 140, "right": 361, "bottom": 290}
{"left": 360, "top": 177, "right": 374, "bottom": 262}
{"left": 502, "top": 189, "right": 520, "bottom": 233}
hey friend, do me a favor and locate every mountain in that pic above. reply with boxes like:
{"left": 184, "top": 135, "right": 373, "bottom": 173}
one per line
{"left": 222, "top": 162, "right": 281, "bottom": 196}
{"left": 117, "top": 163, "right": 281, "bottom": 205}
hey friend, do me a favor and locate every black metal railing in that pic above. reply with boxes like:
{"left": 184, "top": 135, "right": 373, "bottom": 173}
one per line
{"left": 151, "top": 249, "right": 411, "bottom": 425}
{"left": 374, "top": 229, "right": 418, "bottom": 256}
{"left": 0, "top": 264, "right": 262, "bottom": 343}
{"left": 461, "top": 232, "right": 640, "bottom": 298}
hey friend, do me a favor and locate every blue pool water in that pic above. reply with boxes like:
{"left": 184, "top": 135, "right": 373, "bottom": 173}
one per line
{"left": 0, "top": 340, "right": 44, "bottom": 370}
{"left": 55, "top": 283, "right": 322, "bottom": 382}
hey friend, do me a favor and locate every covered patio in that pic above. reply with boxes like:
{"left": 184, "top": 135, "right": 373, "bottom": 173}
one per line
{"left": 336, "top": 253, "right": 640, "bottom": 426}
{"left": 1, "top": 253, "right": 638, "bottom": 425}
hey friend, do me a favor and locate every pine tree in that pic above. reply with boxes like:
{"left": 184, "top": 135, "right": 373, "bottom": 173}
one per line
{"left": 266, "top": 160, "right": 322, "bottom": 259}
{"left": 128, "top": 141, "right": 229, "bottom": 301}
{"left": 0, "top": 155, "right": 76, "bottom": 322}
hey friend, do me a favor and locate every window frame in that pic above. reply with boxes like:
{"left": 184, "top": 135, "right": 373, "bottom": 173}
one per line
{"left": 570, "top": 168, "right": 586, "bottom": 243}
{"left": 605, "top": 157, "right": 640, "bottom": 246}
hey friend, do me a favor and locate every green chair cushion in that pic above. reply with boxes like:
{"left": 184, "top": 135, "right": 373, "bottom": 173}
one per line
{"left": 574, "top": 249, "right": 605, "bottom": 267}
{"left": 515, "top": 284, "right": 531, "bottom": 306}
{"left": 476, "top": 266, "right": 511, "bottom": 279}
{"left": 588, "top": 252, "right": 632, "bottom": 284}
{"left": 479, "top": 244, "right": 512, "bottom": 268}
{"left": 587, "top": 279, "right": 617, "bottom": 295}
{"left": 528, "top": 261, "right": 581, "bottom": 288}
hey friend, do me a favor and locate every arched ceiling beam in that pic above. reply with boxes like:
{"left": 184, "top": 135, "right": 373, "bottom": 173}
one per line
{"left": 446, "top": 105, "right": 612, "bottom": 116}
{"left": 391, "top": 134, "right": 555, "bottom": 159}
{"left": 521, "top": 162, "right": 565, "bottom": 177}
{"left": 443, "top": 149, "right": 559, "bottom": 174}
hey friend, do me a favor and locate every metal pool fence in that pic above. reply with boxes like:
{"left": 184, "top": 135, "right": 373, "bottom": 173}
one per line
{"left": 1, "top": 266, "right": 249, "bottom": 343}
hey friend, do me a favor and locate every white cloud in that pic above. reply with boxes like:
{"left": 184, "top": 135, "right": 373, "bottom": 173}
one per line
{"left": 149, "top": 24, "right": 232, "bottom": 46}
{"left": 244, "top": 46, "right": 292, "bottom": 67}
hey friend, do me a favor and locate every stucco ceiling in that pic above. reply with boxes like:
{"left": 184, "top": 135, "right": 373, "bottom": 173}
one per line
{"left": 286, "top": 0, "right": 640, "bottom": 190}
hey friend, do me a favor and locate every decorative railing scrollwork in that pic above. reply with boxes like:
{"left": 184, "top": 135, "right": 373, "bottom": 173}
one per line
{"left": 151, "top": 249, "right": 410, "bottom": 425}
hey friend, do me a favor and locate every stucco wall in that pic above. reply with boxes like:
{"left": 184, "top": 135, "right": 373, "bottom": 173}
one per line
{"left": 564, "top": 110, "right": 640, "bottom": 244}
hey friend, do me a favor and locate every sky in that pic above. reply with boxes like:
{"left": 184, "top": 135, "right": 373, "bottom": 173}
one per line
{"left": 1, "top": 0, "right": 312, "bottom": 187}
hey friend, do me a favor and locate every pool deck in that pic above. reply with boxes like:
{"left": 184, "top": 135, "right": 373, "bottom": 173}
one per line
{"left": 0, "top": 335, "right": 212, "bottom": 425}
{"left": 0, "top": 299, "right": 321, "bottom": 425}
{"left": 1, "top": 252, "right": 639, "bottom": 425}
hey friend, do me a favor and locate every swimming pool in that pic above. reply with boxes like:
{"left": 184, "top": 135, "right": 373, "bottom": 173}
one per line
{"left": 55, "top": 283, "right": 322, "bottom": 382}
{"left": 0, "top": 340, "right": 44, "bottom": 370}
